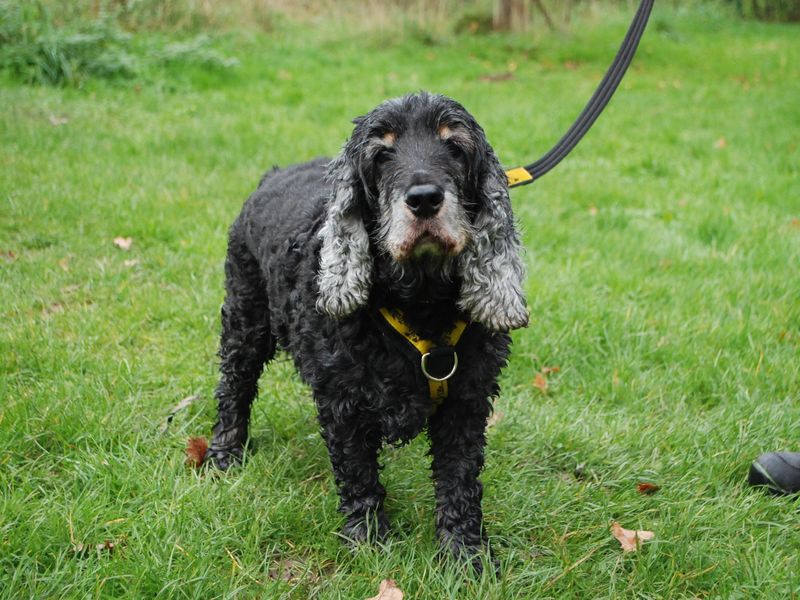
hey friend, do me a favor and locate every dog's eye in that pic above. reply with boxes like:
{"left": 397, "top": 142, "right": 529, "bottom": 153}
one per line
{"left": 446, "top": 140, "right": 467, "bottom": 161}
{"left": 374, "top": 147, "right": 394, "bottom": 165}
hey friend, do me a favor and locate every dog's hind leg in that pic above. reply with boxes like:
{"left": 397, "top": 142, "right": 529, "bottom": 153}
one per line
{"left": 205, "top": 234, "right": 275, "bottom": 470}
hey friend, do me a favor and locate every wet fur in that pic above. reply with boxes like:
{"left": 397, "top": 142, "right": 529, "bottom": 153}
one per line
{"left": 205, "top": 92, "right": 528, "bottom": 572}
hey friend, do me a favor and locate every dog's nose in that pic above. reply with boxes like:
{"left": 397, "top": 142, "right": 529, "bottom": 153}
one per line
{"left": 405, "top": 184, "right": 444, "bottom": 218}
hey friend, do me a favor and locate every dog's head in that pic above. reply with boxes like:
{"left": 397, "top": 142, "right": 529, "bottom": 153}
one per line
{"left": 317, "top": 92, "right": 528, "bottom": 332}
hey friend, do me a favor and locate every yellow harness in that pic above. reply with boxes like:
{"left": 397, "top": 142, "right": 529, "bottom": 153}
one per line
{"left": 378, "top": 307, "right": 469, "bottom": 405}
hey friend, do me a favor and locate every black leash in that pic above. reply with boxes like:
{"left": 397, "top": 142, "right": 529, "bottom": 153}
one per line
{"left": 506, "top": 0, "right": 655, "bottom": 188}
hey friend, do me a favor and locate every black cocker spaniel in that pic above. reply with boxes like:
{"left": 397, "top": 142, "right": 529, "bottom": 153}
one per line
{"left": 205, "top": 92, "right": 528, "bottom": 572}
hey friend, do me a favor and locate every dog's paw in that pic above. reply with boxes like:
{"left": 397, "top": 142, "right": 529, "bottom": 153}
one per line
{"left": 467, "top": 550, "right": 500, "bottom": 577}
{"left": 437, "top": 535, "right": 499, "bottom": 576}
{"left": 341, "top": 511, "right": 390, "bottom": 547}
{"left": 203, "top": 444, "right": 244, "bottom": 471}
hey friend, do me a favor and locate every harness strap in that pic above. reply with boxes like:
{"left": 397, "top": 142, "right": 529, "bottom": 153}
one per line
{"left": 378, "top": 307, "right": 468, "bottom": 404}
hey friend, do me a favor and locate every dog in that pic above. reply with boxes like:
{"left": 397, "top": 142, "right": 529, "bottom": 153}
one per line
{"left": 204, "top": 92, "right": 528, "bottom": 571}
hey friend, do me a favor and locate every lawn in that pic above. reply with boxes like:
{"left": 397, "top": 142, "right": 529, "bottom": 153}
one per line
{"left": 1, "top": 5, "right": 799, "bottom": 598}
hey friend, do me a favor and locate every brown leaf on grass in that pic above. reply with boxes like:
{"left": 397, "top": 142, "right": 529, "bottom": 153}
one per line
{"left": 479, "top": 72, "right": 515, "bottom": 82}
{"left": 42, "top": 303, "right": 64, "bottom": 318}
{"left": 486, "top": 410, "right": 504, "bottom": 428}
{"left": 185, "top": 436, "right": 209, "bottom": 468}
{"left": 1, "top": 250, "right": 17, "bottom": 262}
{"left": 610, "top": 521, "right": 654, "bottom": 552}
{"left": 113, "top": 237, "right": 133, "bottom": 251}
{"left": 714, "top": 137, "right": 727, "bottom": 149}
{"left": 49, "top": 114, "right": 69, "bottom": 126}
{"left": 636, "top": 482, "right": 661, "bottom": 495}
{"left": 531, "top": 366, "right": 560, "bottom": 395}
{"left": 73, "top": 539, "right": 118, "bottom": 557}
{"left": 366, "top": 579, "right": 403, "bottom": 600}
{"left": 790, "top": 217, "right": 800, "bottom": 229}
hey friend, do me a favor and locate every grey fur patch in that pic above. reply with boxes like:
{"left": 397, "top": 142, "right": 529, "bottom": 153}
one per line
{"left": 316, "top": 158, "right": 373, "bottom": 318}
{"left": 457, "top": 161, "right": 529, "bottom": 332}
{"left": 380, "top": 189, "right": 468, "bottom": 261}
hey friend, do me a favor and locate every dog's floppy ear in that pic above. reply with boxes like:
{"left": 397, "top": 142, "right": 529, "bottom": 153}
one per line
{"left": 316, "top": 151, "right": 373, "bottom": 319}
{"left": 457, "top": 150, "right": 529, "bottom": 332}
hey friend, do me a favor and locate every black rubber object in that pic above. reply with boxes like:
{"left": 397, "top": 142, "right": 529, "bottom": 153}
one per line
{"left": 510, "top": 0, "right": 655, "bottom": 188}
{"left": 749, "top": 452, "right": 800, "bottom": 495}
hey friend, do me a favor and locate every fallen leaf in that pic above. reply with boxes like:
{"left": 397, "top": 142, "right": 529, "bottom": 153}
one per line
{"left": 486, "top": 410, "right": 504, "bottom": 428}
{"left": 42, "top": 303, "right": 64, "bottom": 317}
{"left": 1, "top": 250, "right": 17, "bottom": 262}
{"left": 479, "top": 72, "right": 515, "bottom": 82}
{"left": 714, "top": 137, "right": 727, "bottom": 149}
{"left": 790, "top": 217, "right": 799, "bottom": 229}
{"left": 160, "top": 394, "right": 200, "bottom": 433}
{"left": 610, "top": 521, "right": 654, "bottom": 552}
{"left": 185, "top": 436, "right": 208, "bottom": 468}
{"left": 366, "top": 579, "right": 403, "bottom": 600}
{"left": 113, "top": 237, "right": 133, "bottom": 251}
{"left": 533, "top": 372, "right": 548, "bottom": 393}
{"left": 72, "top": 539, "right": 119, "bottom": 557}
{"left": 49, "top": 114, "right": 69, "bottom": 126}
{"left": 541, "top": 366, "right": 560, "bottom": 375}
{"left": 636, "top": 482, "right": 660, "bottom": 495}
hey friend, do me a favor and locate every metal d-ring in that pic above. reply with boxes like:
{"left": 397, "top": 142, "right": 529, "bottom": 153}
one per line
{"left": 420, "top": 351, "right": 458, "bottom": 382}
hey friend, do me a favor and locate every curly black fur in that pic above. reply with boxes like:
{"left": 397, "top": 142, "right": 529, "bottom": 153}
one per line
{"left": 205, "top": 92, "right": 528, "bottom": 572}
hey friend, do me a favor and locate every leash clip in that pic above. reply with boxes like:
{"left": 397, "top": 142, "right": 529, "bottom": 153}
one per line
{"left": 420, "top": 347, "right": 458, "bottom": 382}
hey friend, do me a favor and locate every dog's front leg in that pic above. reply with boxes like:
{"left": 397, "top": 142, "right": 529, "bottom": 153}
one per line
{"left": 319, "top": 416, "right": 388, "bottom": 545}
{"left": 428, "top": 400, "right": 493, "bottom": 572}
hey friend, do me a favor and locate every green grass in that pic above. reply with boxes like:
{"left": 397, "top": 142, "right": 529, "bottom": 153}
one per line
{"left": 2, "top": 7, "right": 800, "bottom": 598}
